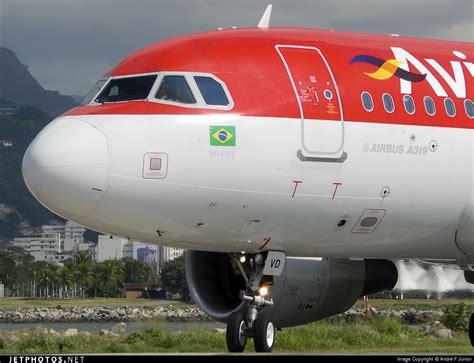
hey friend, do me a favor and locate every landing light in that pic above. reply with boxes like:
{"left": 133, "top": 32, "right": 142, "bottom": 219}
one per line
{"left": 259, "top": 286, "right": 269, "bottom": 297}
{"left": 239, "top": 254, "right": 246, "bottom": 263}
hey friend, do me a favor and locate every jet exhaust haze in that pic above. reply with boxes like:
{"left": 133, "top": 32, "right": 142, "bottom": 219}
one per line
{"left": 394, "top": 260, "right": 474, "bottom": 298}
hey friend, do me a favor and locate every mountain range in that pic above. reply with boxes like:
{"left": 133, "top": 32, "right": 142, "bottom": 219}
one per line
{"left": 0, "top": 47, "right": 81, "bottom": 241}
{"left": 0, "top": 47, "right": 78, "bottom": 116}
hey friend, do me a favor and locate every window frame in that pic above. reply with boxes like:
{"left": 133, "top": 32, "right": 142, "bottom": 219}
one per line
{"left": 154, "top": 74, "right": 197, "bottom": 105}
{"left": 81, "top": 78, "right": 110, "bottom": 106}
{"left": 424, "top": 96, "right": 436, "bottom": 116}
{"left": 464, "top": 99, "right": 474, "bottom": 119}
{"left": 194, "top": 75, "right": 232, "bottom": 107}
{"left": 85, "top": 71, "right": 234, "bottom": 111}
{"left": 360, "top": 91, "right": 374, "bottom": 112}
{"left": 382, "top": 93, "right": 395, "bottom": 114}
{"left": 444, "top": 98, "right": 456, "bottom": 118}
{"left": 402, "top": 95, "right": 416, "bottom": 115}
{"left": 89, "top": 72, "right": 158, "bottom": 105}
{"left": 149, "top": 72, "right": 234, "bottom": 110}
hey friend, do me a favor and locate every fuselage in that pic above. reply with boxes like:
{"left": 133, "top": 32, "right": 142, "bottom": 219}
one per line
{"left": 22, "top": 28, "right": 474, "bottom": 263}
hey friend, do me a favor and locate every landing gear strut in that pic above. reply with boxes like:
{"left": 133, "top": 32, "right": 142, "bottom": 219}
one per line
{"left": 225, "top": 252, "right": 275, "bottom": 353}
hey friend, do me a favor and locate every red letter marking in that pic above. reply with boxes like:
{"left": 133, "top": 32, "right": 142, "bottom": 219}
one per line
{"left": 332, "top": 182, "right": 342, "bottom": 199}
{"left": 292, "top": 180, "right": 302, "bottom": 198}
{"left": 258, "top": 237, "right": 272, "bottom": 251}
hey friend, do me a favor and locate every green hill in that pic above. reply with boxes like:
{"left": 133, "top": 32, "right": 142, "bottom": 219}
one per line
{"left": 0, "top": 47, "right": 80, "bottom": 240}
{"left": 0, "top": 48, "right": 78, "bottom": 116}
{"left": 0, "top": 104, "right": 61, "bottom": 238}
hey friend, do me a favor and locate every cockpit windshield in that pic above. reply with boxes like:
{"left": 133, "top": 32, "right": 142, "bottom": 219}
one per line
{"left": 81, "top": 72, "right": 233, "bottom": 110}
{"left": 155, "top": 75, "right": 196, "bottom": 104}
{"left": 81, "top": 79, "right": 108, "bottom": 105}
{"left": 95, "top": 75, "right": 157, "bottom": 103}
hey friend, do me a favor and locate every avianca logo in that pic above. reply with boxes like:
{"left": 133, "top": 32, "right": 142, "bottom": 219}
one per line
{"left": 349, "top": 55, "right": 427, "bottom": 82}
{"left": 350, "top": 48, "right": 473, "bottom": 99}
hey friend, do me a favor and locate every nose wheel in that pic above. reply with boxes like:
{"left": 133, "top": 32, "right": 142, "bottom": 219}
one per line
{"left": 254, "top": 314, "right": 275, "bottom": 352}
{"left": 226, "top": 312, "right": 275, "bottom": 353}
{"left": 226, "top": 312, "right": 248, "bottom": 352}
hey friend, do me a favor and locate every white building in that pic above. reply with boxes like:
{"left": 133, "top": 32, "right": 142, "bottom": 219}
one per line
{"left": 42, "top": 221, "right": 86, "bottom": 241}
{"left": 13, "top": 234, "right": 61, "bottom": 262}
{"left": 95, "top": 235, "right": 184, "bottom": 266}
{"left": 160, "top": 246, "right": 185, "bottom": 263}
{"left": 97, "top": 235, "right": 133, "bottom": 261}
{"left": 64, "top": 221, "right": 86, "bottom": 241}
{"left": 41, "top": 224, "right": 65, "bottom": 238}
{"left": 64, "top": 238, "right": 94, "bottom": 254}
{"left": 40, "top": 221, "right": 87, "bottom": 253}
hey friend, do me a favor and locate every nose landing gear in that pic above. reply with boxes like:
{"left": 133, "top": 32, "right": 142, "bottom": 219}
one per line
{"left": 225, "top": 253, "right": 276, "bottom": 353}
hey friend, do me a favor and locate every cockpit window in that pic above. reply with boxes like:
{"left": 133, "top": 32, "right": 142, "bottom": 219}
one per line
{"left": 194, "top": 76, "right": 230, "bottom": 106}
{"left": 95, "top": 75, "right": 157, "bottom": 103}
{"left": 81, "top": 79, "right": 108, "bottom": 105}
{"left": 156, "top": 76, "right": 196, "bottom": 104}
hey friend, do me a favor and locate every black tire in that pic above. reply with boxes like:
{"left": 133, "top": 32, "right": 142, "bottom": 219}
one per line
{"left": 469, "top": 313, "right": 474, "bottom": 346}
{"left": 226, "top": 312, "right": 247, "bottom": 352}
{"left": 254, "top": 314, "right": 275, "bottom": 353}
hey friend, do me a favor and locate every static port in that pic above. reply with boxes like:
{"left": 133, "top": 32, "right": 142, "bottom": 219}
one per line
{"left": 337, "top": 219, "right": 346, "bottom": 227}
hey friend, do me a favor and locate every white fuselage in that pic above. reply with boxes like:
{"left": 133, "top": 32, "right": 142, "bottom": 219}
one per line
{"left": 22, "top": 114, "right": 473, "bottom": 261}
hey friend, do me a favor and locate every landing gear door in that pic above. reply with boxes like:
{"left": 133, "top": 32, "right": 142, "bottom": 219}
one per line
{"left": 263, "top": 251, "right": 286, "bottom": 276}
{"left": 276, "top": 45, "right": 344, "bottom": 160}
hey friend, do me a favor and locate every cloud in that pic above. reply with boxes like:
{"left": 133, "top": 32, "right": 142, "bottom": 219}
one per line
{"left": 1, "top": 0, "right": 472, "bottom": 94}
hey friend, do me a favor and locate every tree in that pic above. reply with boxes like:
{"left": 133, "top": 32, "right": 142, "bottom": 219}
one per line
{"left": 96, "top": 259, "right": 125, "bottom": 297}
{"left": 123, "top": 258, "right": 154, "bottom": 283}
{"left": 73, "top": 251, "right": 93, "bottom": 265}
{"left": 37, "top": 263, "right": 59, "bottom": 298}
{"left": 0, "top": 247, "right": 34, "bottom": 297}
{"left": 75, "top": 261, "right": 95, "bottom": 298}
{"left": 160, "top": 254, "right": 189, "bottom": 300}
{"left": 58, "top": 265, "right": 73, "bottom": 298}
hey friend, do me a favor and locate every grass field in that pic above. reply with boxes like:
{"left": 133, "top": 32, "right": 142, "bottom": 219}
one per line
{"left": 0, "top": 297, "right": 193, "bottom": 308}
{"left": 0, "top": 317, "right": 471, "bottom": 354}
{"left": 1, "top": 297, "right": 473, "bottom": 311}
{"left": 1, "top": 298, "right": 473, "bottom": 354}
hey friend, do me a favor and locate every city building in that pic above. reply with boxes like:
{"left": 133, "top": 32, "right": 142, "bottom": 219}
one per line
{"left": 41, "top": 223, "right": 65, "bottom": 237}
{"left": 160, "top": 246, "right": 185, "bottom": 263}
{"left": 0, "top": 105, "right": 19, "bottom": 115}
{"left": 41, "top": 221, "right": 86, "bottom": 241}
{"left": 64, "top": 221, "right": 87, "bottom": 241}
{"left": 0, "top": 140, "right": 13, "bottom": 147}
{"left": 97, "top": 235, "right": 133, "bottom": 261}
{"left": 41, "top": 220, "right": 87, "bottom": 252}
{"left": 13, "top": 220, "right": 91, "bottom": 263}
{"left": 97, "top": 235, "right": 183, "bottom": 269}
{"left": 13, "top": 234, "right": 61, "bottom": 262}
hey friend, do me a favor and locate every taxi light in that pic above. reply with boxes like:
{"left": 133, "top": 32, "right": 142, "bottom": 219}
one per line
{"left": 259, "top": 286, "right": 269, "bottom": 297}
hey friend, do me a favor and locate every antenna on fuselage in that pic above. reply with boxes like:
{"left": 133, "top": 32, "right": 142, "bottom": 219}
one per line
{"left": 258, "top": 4, "right": 272, "bottom": 28}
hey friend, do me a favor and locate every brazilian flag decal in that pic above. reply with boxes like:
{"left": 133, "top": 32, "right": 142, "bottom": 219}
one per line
{"left": 210, "top": 126, "right": 236, "bottom": 147}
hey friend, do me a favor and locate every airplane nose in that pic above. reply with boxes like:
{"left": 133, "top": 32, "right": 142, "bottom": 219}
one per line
{"left": 22, "top": 117, "right": 109, "bottom": 221}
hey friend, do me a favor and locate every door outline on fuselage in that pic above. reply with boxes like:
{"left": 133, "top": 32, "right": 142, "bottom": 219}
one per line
{"left": 276, "top": 45, "right": 345, "bottom": 161}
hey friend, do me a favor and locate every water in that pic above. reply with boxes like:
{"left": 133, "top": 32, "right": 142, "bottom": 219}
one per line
{"left": 0, "top": 321, "right": 226, "bottom": 333}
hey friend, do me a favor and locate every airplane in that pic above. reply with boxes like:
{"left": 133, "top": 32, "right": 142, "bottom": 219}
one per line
{"left": 21, "top": 4, "right": 473, "bottom": 352}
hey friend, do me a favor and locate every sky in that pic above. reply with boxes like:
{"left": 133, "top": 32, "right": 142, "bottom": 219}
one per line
{"left": 1, "top": 0, "right": 472, "bottom": 96}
